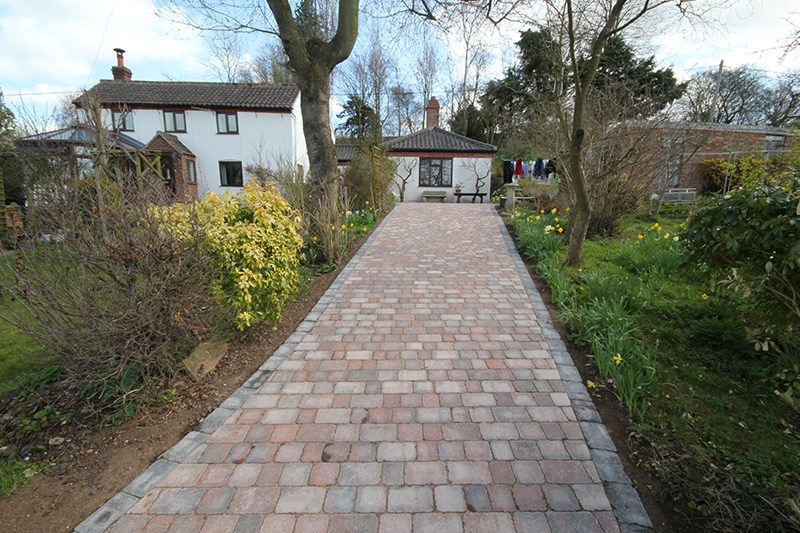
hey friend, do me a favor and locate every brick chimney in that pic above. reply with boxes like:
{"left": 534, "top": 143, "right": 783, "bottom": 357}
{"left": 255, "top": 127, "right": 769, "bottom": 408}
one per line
{"left": 425, "top": 96, "right": 440, "bottom": 128}
{"left": 112, "top": 48, "right": 132, "bottom": 81}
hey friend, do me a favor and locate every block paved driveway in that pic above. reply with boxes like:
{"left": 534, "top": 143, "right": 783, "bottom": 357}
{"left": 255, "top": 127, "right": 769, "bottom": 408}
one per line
{"left": 85, "top": 203, "right": 650, "bottom": 533}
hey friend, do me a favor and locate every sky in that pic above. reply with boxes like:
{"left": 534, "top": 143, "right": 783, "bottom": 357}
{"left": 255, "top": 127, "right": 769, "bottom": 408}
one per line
{"left": 0, "top": 0, "right": 797, "bottom": 127}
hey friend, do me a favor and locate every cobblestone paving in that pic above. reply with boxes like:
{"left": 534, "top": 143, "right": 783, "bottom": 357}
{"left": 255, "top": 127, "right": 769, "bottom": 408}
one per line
{"left": 80, "top": 203, "right": 650, "bottom": 533}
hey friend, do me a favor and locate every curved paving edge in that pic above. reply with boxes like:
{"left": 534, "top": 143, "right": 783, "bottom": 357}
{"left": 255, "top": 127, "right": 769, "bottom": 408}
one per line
{"left": 491, "top": 208, "right": 652, "bottom": 533}
{"left": 74, "top": 208, "right": 399, "bottom": 533}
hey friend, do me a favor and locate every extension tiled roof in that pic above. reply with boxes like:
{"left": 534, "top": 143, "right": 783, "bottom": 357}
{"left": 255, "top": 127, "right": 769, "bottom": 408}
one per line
{"left": 15, "top": 124, "right": 145, "bottom": 150}
{"left": 150, "top": 131, "right": 196, "bottom": 157}
{"left": 336, "top": 143, "right": 358, "bottom": 163}
{"left": 77, "top": 81, "right": 300, "bottom": 111}
{"left": 384, "top": 127, "right": 497, "bottom": 154}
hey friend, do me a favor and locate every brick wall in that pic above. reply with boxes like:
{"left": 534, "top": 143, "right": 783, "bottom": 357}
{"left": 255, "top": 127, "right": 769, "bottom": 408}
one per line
{"left": 145, "top": 136, "right": 198, "bottom": 201}
{"left": 674, "top": 123, "right": 796, "bottom": 190}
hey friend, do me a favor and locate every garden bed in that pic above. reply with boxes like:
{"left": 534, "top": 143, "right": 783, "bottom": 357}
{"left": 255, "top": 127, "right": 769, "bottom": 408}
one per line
{"left": 506, "top": 206, "right": 800, "bottom": 533}
{"left": 0, "top": 220, "right": 380, "bottom": 532}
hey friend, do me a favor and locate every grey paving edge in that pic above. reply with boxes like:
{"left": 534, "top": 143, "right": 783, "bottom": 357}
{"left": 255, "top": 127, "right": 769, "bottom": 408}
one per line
{"left": 74, "top": 492, "right": 139, "bottom": 533}
{"left": 493, "top": 207, "right": 652, "bottom": 532}
{"left": 76, "top": 208, "right": 397, "bottom": 533}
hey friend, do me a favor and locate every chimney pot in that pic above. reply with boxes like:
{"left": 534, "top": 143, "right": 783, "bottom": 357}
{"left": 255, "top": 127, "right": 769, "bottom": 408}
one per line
{"left": 112, "top": 49, "right": 132, "bottom": 81}
{"left": 425, "top": 96, "right": 440, "bottom": 128}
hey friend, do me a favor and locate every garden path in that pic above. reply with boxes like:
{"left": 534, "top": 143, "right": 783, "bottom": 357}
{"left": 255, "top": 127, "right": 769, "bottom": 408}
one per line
{"left": 76, "top": 203, "right": 651, "bottom": 533}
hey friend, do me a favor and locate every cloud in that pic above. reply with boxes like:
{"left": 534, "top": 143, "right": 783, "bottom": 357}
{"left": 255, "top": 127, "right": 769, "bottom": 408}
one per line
{"left": 0, "top": 0, "right": 204, "bottom": 110}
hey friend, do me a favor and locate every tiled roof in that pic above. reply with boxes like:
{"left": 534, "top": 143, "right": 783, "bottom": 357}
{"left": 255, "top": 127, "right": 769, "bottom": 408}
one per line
{"left": 77, "top": 81, "right": 300, "bottom": 111}
{"left": 384, "top": 127, "right": 497, "bottom": 154}
{"left": 15, "top": 124, "right": 145, "bottom": 150}
{"left": 336, "top": 144, "right": 358, "bottom": 163}
{"left": 150, "top": 132, "right": 195, "bottom": 157}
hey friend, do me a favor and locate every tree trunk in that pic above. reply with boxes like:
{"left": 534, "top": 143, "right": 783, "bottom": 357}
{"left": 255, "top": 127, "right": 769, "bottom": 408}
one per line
{"left": 296, "top": 64, "right": 338, "bottom": 191}
{"left": 566, "top": 128, "right": 591, "bottom": 264}
{"left": 267, "top": 0, "right": 359, "bottom": 191}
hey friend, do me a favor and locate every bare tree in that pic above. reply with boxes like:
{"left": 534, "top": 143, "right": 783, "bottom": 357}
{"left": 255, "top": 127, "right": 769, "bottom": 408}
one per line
{"left": 199, "top": 32, "right": 249, "bottom": 83}
{"left": 526, "top": 0, "right": 724, "bottom": 264}
{"left": 462, "top": 157, "right": 489, "bottom": 195}
{"left": 158, "top": 0, "right": 359, "bottom": 193}
{"left": 389, "top": 85, "right": 419, "bottom": 136}
{"left": 415, "top": 39, "right": 441, "bottom": 125}
{"left": 394, "top": 158, "right": 414, "bottom": 202}
{"left": 340, "top": 28, "right": 394, "bottom": 137}
{"left": 240, "top": 41, "right": 294, "bottom": 84}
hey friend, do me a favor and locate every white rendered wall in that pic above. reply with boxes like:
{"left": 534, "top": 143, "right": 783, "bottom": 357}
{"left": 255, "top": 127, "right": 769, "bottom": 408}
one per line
{"left": 97, "top": 94, "right": 307, "bottom": 198}
{"left": 390, "top": 155, "right": 493, "bottom": 203}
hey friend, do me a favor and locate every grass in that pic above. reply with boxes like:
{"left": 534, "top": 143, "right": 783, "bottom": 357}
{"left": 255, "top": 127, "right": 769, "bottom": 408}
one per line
{"left": 509, "top": 207, "right": 800, "bottom": 532}
{"left": 0, "top": 253, "right": 49, "bottom": 398}
{"left": 0, "top": 456, "right": 50, "bottom": 498}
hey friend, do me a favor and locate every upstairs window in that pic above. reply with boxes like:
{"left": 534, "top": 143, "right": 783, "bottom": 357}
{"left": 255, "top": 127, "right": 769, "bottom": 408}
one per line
{"left": 419, "top": 158, "right": 452, "bottom": 187}
{"left": 112, "top": 110, "right": 134, "bottom": 132}
{"left": 164, "top": 110, "right": 186, "bottom": 133}
{"left": 217, "top": 112, "right": 238, "bottom": 134}
{"left": 220, "top": 161, "right": 243, "bottom": 186}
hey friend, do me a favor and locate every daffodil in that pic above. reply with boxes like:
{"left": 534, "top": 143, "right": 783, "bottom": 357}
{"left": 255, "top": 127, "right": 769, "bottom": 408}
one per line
{"left": 536, "top": 216, "right": 540, "bottom": 220}
{"left": 613, "top": 354, "right": 624, "bottom": 363}
{"left": 551, "top": 208, "right": 557, "bottom": 214}
{"left": 638, "top": 235, "right": 644, "bottom": 240}
{"left": 587, "top": 380, "right": 596, "bottom": 389}
{"left": 701, "top": 293, "right": 709, "bottom": 300}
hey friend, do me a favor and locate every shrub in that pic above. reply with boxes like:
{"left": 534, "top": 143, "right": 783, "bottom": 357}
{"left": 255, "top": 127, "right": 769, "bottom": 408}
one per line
{"left": 0, "top": 170, "right": 224, "bottom": 416}
{"left": 515, "top": 179, "right": 556, "bottom": 213}
{"left": 587, "top": 173, "right": 645, "bottom": 237}
{"left": 343, "top": 145, "right": 397, "bottom": 213}
{"left": 682, "top": 179, "right": 800, "bottom": 326}
{"left": 245, "top": 152, "right": 310, "bottom": 230}
{"left": 699, "top": 155, "right": 794, "bottom": 193}
{"left": 193, "top": 182, "right": 304, "bottom": 330}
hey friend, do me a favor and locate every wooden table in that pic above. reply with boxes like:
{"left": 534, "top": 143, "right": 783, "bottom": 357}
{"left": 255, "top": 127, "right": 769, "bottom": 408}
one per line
{"left": 454, "top": 192, "right": 487, "bottom": 203}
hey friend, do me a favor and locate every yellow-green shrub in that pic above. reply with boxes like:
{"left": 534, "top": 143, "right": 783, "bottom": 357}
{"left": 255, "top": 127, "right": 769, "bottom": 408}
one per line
{"left": 180, "top": 182, "right": 304, "bottom": 330}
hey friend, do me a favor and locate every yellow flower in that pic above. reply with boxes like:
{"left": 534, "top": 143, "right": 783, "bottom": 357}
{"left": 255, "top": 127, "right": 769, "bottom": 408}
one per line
{"left": 587, "top": 380, "right": 596, "bottom": 389}
{"left": 365, "top": 201, "right": 369, "bottom": 205}
{"left": 566, "top": 207, "right": 570, "bottom": 211}
{"left": 558, "top": 227, "right": 563, "bottom": 233}
{"left": 701, "top": 293, "right": 709, "bottom": 300}
{"left": 638, "top": 235, "right": 644, "bottom": 240}
{"left": 540, "top": 210, "right": 545, "bottom": 214}
{"left": 350, "top": 223, "right": 354, "bottom": 227}
{"left": 342, "top": 224, "right": 346, "bottom": 229}
{"left": 555, "top": 217, "right": 559, "bottom": 222}
{"left": 536, "top": 216, "right": 540, "bottom": 220}
{"left": 312, "top": 236, "right": 317, "bottom": 241}
{"left": 613, "top": 354, "right": 624, "bottom": 363}
{"left": 551, "top": 208, "right": 557, "bottom": 213}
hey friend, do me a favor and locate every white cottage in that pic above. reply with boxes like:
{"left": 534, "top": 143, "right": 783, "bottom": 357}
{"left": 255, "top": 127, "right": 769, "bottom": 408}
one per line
{"left": 338, "top": 97, "right": 497, "bottom": 203}
{"left": 77, "top": 49, "right": 308, "bottom": 199}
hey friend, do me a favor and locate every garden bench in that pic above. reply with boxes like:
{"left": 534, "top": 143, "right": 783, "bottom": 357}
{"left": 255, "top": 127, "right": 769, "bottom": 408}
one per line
{"left": 659, "top": 188, "right": 697, "bottom": 204}
{"left": 454, "top": 192, "right": 488, "bottom": 203}
{"left": 421, "top": 190, "right": 447, "bottom": 203}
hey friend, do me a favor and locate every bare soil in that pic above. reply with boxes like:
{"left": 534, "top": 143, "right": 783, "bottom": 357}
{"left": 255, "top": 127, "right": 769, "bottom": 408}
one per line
{"left": 0, "top": 231, "right": 372, "bottom": 533}
{"left": 0, "top": 214, "right": 691, "bottom": 532}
